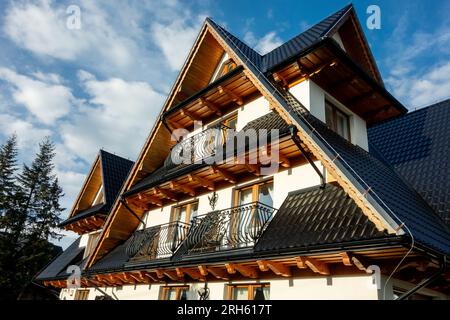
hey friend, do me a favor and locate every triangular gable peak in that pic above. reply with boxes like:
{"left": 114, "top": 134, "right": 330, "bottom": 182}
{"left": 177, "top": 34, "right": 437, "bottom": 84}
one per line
{"left": 69, "top": 155, "right": 103, "bottom": 219}
{"left": 325, "top": 6, "right": 384, "bottom": 85}
{"left": 60, "top": 150, "right": 133, "bottom": 235}
{"left": 131, "top": 23, "right": 248, "bottom": 181}
{"left": 86, "top": 21, "right": 261, "bottom": 266}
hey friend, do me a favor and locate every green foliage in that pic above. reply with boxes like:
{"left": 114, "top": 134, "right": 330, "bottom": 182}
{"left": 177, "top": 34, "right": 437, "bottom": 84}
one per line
{"left": 0, "top": 135, "right": 64, "bottom": 300}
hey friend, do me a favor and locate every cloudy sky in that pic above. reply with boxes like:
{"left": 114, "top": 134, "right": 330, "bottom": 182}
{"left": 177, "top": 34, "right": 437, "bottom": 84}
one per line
{"left": 1, "top": 0, "right": 449, "bottom": 248}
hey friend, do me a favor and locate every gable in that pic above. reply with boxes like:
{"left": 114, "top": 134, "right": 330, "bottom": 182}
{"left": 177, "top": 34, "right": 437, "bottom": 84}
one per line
{"left": 331, "top": 10, "right": 384, "bottom": 85}
{"left": 69, "top": 156, "right": 102, "bottom": 218}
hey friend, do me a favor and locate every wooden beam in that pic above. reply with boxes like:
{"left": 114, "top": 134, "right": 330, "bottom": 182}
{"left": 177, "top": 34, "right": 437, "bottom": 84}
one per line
{"left": 154, "top": 187, "right": 178, "bottom": 202}
{"left": 175, "top": 268, "right": 185, "bottom": 278}
{"left": 273, "top": 72, "right": 288, "bottom": 88}
{"left": 245, "top": 164, "right": 260, "bottom": 176}
{"left": 181, "top": 109, "right": 201, "bottom": 122}
{"left": 218, "top": 85, "right": 243, "bottom": 105}
{"left": 137, "top": 192, "right": 163, "bottom": 207}
{"left": 295, "top": 257, "right": 308, "bottom": 269}
{"left": 300, "top": 257, "right": 330, "bottom": 275}
{"left": 346, "top": 91, "right": 377, "bottom": 108}
{"left": 207, "top": 267, "right": 230, "bottom": 280}
{"left": 155, "top": 269, "right": 165, "bottom": 279}
{"left": 212, "top": 165, "right": 236, "bottom": 184}
{"left": 257, "top": 260, "right": 292, "bottom": 277}
{"left": 225, "top": 263, "right": 237, "bottom": 275}
{"left": 198, "top": 265, "right": 209, "bottom": 277}
{"left": 232, "top": 263, "right": 258, "bottom": 279}
{"left": 188, "top": 174, "right": 215, "bottom": 191}
{"left": 199, "top": 98, "right": 222, "bottom": 116}
{"left": 163, "top": 270, "right": 180, "bottom": 281}
{"left": 167, "top": 119, "right": 184, "bottom": 130}
{"left": 169, "top": 181, "right": 196, "bottom": 197}
{"left": 278, "top": 153, "right": 291, "bottom": 168}
{"left": 180, "top": 268, "right": 205, "bottom": 281}
{"left": 341, "top": 252, "right": 353, "bottom": 267}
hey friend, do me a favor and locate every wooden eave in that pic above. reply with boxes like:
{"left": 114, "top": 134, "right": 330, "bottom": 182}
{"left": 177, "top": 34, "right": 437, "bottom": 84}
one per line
{"left": 269, "top": 40, "right": 406, "bottom": 126}
{"left": 63, "top": 215, "right": 106, "bottom": 235}
{"left": 163, "top": 67, "right": 258, "bottom": 130}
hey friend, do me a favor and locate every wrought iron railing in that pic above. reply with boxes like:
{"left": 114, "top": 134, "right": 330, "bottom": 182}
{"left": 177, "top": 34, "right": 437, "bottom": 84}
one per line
{"left": 183, "top": 202, "right": 276, "bottom": 254}
{"left": 166, "top": 124, "right": 229, "bottom": 170}
{"left": 126, "top": 221, "right": 191, "bottom": 261}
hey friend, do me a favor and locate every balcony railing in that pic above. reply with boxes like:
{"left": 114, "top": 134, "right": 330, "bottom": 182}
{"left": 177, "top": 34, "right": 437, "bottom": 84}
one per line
{"left": 183, "top": 202, "right": 276, "bottom": 254}
{"left": 126, "top": 221, "right": 190, "bottom": 262}
{"left": 165, "top": 124, "right": 229, "bottom": 170}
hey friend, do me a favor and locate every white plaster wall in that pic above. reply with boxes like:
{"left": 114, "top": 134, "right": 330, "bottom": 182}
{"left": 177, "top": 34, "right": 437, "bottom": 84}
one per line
{"left": 270, "top": 275, "right": 379, "bottom": 300}
{"left": 290, "top": 79, "right": 369, "bottom": 151}
{"left": 273, "top": 162, "right": 323, "bottom": 209}
{"left": 236, "top": 96, "right": 271, "bottom": 132}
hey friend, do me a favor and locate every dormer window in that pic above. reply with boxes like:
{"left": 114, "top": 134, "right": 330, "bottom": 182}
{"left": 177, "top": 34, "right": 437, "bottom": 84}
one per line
{"left": 325, "top": 100, "right": 350, "bottom": 141}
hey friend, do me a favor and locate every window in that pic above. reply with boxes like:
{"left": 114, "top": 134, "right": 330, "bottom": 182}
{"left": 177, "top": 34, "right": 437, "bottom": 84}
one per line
{"left": 214, "top": 59, "right": 237, "bottom": 81}
{"left": 227, "top": 284, "right": 270, "bottom": 300}
{"left": 92, "top": 185, "right": 104, "bottom": 206}
{"left": 325, "top": 100, "right": 350, "bottom": 141}
{"left": 74, "top": 289, "right": 90, "bottom": 300}
{"left": 84, "top": 231, "right": 101, "bottom": 258}
{"left": 171, "top": 201, "right": 199, "bottom": 224}
{"left": 235, "top": 180, "right": 274, "bottom": 208}
{"left": 161, "top": 286, "right": 189, "bottom": 300}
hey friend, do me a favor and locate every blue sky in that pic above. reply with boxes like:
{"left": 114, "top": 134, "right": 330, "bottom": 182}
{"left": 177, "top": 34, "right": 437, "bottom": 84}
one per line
{"left": 1, "top": 0, "right": 449, "bottom": 248}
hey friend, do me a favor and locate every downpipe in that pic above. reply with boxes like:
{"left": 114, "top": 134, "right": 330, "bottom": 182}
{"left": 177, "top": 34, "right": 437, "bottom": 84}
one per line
{"left": 397, "top": 256, "right": 447, "bottom": 300}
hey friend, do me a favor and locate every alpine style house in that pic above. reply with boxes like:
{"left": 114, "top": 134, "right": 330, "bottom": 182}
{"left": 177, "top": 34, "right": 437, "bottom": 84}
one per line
{"left": 36, "top": 4, "right": 450, "bottom": 300}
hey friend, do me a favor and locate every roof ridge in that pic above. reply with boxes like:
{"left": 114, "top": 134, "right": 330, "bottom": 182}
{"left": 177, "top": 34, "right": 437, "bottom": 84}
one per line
{"left": 262, "top": 4, "right": 354, "bottom": 59}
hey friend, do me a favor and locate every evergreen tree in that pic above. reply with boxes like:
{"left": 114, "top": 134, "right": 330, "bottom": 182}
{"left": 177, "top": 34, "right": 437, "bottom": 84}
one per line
{"left": 0, "top": 136, "right": 64, "bottom": 300}
{"left": 0, "top": 134, "right": 19, "bottom": 223}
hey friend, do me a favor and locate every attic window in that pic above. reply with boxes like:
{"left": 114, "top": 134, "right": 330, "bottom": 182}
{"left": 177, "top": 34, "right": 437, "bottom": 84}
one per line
{"left": 212, "top": 59, "right": 237, "bottom": 82}
{"left": 92, "top": 185, "right": 104, "bottom": 206}
{"left": 325, "top": 100, "right": 350, "bottom": 141}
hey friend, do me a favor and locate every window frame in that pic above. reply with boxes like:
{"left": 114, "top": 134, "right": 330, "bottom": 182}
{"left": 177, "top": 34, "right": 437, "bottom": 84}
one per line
{"left": 233, "top": 179, "right": 274, "bottom": 207}
{"left": 226, "top": 283, "right": 270, "bottom": 300}
{"left": 170, "top": 201, "right": 199, "bottom": 225}
{"left": 160, "top": 285, "right": 190, "bottom": 300}
{"left": 325, "top": 100, "right": 351, "bottom": 141}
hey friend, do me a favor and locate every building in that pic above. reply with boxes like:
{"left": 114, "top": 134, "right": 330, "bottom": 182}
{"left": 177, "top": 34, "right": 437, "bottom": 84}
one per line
{"left": 37, "top": 4, "right": 450, "bottom": 300}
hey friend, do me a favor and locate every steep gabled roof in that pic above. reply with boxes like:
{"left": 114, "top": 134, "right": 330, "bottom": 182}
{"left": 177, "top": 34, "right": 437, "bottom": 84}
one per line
{"left": 368, "top": 99, "right": 450, "bottom": 226}
{"left": 263, "top": 4, "right": 353, "bottom": 71}
{"left": 59, "top": 150, "right": 133, "bottom": 227}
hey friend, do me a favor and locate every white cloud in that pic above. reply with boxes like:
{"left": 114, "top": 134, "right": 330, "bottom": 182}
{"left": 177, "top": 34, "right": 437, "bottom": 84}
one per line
{"left": 384, "top": 12, "right": 450, "bottom": 108}
{"left": 0, "top": 114, "right": 51, "bottom": 151}
{"left": 151, "top": 16, "right": 205, "bottom": 71}
{"left": 244, "top": 31, "right": 283, "bottom": 55}
{"left": 60, "top": 72, "right": 164, "bottom": 162}
{"left": 0, "top": 68, "right": 75, "bottom": 124}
